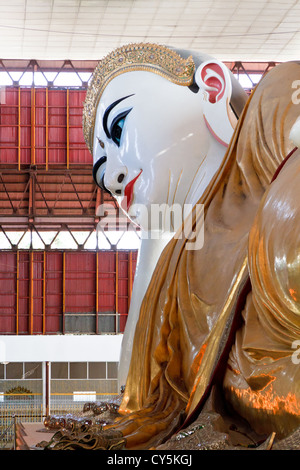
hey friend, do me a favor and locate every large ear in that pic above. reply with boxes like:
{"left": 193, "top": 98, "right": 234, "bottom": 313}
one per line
{"left": 195, "top": 60, "right": 236, "bottom": 147}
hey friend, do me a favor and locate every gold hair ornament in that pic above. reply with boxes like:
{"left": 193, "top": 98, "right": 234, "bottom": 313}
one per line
{"left": 83, "top": 43, "right": 195, "bottom": 153}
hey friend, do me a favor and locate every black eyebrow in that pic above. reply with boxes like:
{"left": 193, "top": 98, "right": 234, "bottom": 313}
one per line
{"left": 103, "top": 94, "right": 134, "bottom": 138}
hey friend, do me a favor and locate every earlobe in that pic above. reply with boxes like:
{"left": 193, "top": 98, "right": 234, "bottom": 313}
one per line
{"left": 199, "top": 65, "right": 225, "bottom": 103}
{"left": 195, "top": 60, "right": 235, "bottom": 147}
{"left": 195, "top": 60, "right": 232, "bottom": 104}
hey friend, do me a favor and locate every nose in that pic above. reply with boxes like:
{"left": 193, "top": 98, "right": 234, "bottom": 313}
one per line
{"left": 104, "top": 167, "right": 127, "bottom": 196}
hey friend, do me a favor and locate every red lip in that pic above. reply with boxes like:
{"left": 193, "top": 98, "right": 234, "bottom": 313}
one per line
{"left": 121, "top": 170, "right": 142, "bottom": 212}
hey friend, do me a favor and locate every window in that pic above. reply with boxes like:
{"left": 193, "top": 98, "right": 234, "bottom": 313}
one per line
{"left": 107, "top": 362, "right": 118, "bottom": 379}
{"left": 69, "top": 362, "right": 87, "bottom": 379}
{"left": 6, "top": 363, "right": 23, "bottom": 380}
{"left": 88, "top": 362, "right": 106, "bottom": 379}
{"left": 51, "top": 362, "right": 68, "bottom": 379}
{"left": 24, "top": 363, "right": 42, "bottom": 379}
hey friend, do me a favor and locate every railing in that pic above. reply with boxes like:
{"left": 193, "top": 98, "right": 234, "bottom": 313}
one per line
{"left": 0, "top": 413, "right": 44, "bottom": 450}
{"left": 0, "top": 419, "right": 15, "bottom": 449}
{"left": 0, "top": 391, "right": 121, "bottom": 449}
{"left": 0, "top": 393, "right": 43, "bottom": 449}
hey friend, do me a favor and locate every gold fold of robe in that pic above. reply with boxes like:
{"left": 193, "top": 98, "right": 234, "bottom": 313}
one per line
{"left": 108, "top": 61, "right": 300, "bottom": 449}
{"left": 224, "top": 149, "right": 300, "bottom": 439}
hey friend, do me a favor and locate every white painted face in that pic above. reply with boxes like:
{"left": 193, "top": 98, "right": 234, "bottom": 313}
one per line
{"left": 93, "top": 70, "right": 229, "bottom": 232}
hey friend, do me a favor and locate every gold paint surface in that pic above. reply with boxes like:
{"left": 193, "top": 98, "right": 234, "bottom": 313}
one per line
{"left": 87, "top": 60, "right": 300, "bottom": 448}
{"left": 224, "top": 147, "right": 300, "bottom": 439}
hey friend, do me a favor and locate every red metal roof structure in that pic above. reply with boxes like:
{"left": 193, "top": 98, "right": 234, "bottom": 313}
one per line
{"left": 0, "top": 59, "right": 276, "bottom": 335}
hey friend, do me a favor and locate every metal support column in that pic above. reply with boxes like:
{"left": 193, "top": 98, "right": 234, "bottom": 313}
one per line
{"left": 96, "top": 250, "right": 99, "bottom": 334}
{"left": 66, "top": 89, "right": 69, "bottom": 169}
{"left": 31, "top": 87, "right": 35, "bottom": 165}
{"left": 46, "top": 87, "right": 49, "bottom": 171}
{"left": 128, "top": 251, "right": 132, "bottom": 310}
{"left": 62, "top": 251, "right": 66, "bottom": 334}
{"left": 43, "top": 251, "right": 46, "bottom": 334}
{"left": 29, "top": 251, "right": 34, "bottom": 335}
{"left": 43, "top": 361, "right": 51, "bottom": 417}
{"left": 18, "top": 87, "right": 21, "bottom": 171}
{"left": 115, "top": 251, "right": 118, "bottom": 333}
{"left": 16, "top": 250, "right": 19, "bottom": 335}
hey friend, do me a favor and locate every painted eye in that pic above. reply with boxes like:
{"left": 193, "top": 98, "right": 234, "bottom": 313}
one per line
{"left": 110, "top": 108, "right": 132, "bottom": 147}
{"left": 93, "top": 156, "right": 109, "bottom": 193}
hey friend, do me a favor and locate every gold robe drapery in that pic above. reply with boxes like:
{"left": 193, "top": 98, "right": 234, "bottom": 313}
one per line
{"left": 109, "top": 61, "right": 300, "bottom": 449}
{"left": 224, "top": 147, "right": 300, "bottom": 439}
{"left": 46, "top": 61, "right": 300, "bottom": 451}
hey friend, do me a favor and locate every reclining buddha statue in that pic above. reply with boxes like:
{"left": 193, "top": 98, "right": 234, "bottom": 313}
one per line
{"left": 45, "top": 43, "right": 300, "bottom": 450}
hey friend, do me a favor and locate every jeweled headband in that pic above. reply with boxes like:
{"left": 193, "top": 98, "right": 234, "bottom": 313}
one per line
{"left": 83, "top": 43, "right": 195, "bottom": 154}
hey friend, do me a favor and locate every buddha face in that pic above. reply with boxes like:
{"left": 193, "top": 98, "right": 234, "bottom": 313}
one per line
{"left": 93, "top": 69, "right": 232, "bottom": 232}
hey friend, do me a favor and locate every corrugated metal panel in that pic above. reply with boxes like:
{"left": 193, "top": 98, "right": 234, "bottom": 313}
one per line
{"left": 0, "top": 87, "right": 91, "bottom": 167}
{"left": 0, "top": 84, "right": 137, "bottom": 336}
{"left": 118, "top": 251, "right": 130, "bottom": 332}
{"left": 0, "top": 252, "right": 16, "bottom": 333}
{"left": 0, "top": 86, "right": 127, "bottom": 233}
{"left": 65, "top": 251, "right": 96, "bottom": 313}
{"left": 45, "top": 251, "right": 63, "bottom": 333}
{"left": 98, "top": 250, "right": 116, "bottom": 314}
{"left": 18, "top": 251, "right": 29, "bottom": 333}
{"left": 0, "top": 250, "right": 137, "bottom": 335}
{"left": 68, "top": 90, "right": 90, "bottom": 165}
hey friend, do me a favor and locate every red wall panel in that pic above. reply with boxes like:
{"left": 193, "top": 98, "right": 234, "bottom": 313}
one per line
{"left": 98, "top": 251, "right": 116, "bottom": 314}
{"left": 69, "top": 90, "right": 89, "bottom": 164}
{"left": 32, "top": 252, "right": 43, "bottom": 333}
{"left": 0, "top": 252, "right": 17, "bottom": 333}
{"left": 0, "top": 250, "right": 137, "bottom": 335}
{"left": 18, "top": 251, "right": 29, "bottom": 333}
{"left": 45, "top": 251, "right": 63, "bottom": 333}
{"left": 118, "top": 251, "right": 130, "bottom": 332}
{"left": 0, "top": 87, "right": 92, "bottom": 167}
{"left": 65, "top": 251, "right": 96, "bottom": 314}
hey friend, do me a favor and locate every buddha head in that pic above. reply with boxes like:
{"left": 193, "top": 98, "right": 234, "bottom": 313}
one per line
{"left": 83, "top": 43, "right": 246, "bottom": 232}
